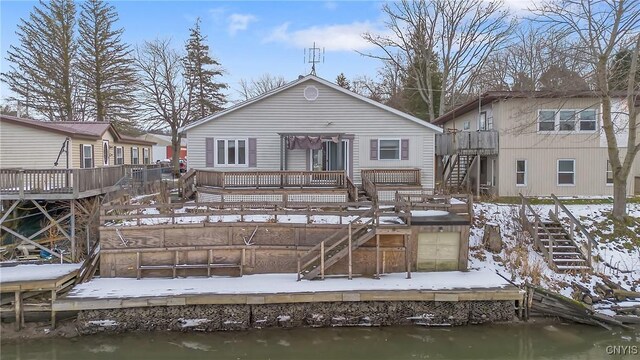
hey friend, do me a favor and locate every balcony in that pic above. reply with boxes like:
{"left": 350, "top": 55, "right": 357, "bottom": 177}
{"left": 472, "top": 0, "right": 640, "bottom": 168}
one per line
{"left": 435, "top": 130, "right": 499, "bottom": 156}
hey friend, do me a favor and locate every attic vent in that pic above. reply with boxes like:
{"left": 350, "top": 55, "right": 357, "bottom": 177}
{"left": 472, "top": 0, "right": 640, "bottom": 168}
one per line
{"left": 304, "top": 86, "right": 319, "bottom": 101}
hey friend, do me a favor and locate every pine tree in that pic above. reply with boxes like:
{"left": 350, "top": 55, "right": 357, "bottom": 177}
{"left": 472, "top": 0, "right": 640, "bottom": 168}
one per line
{"left": 183, "top": 18, "right": 227, "bottom": 119}
{"left": 2, "top": 0, "right": 77, "bottom": 121}
{"left": 78, "top": 0, "right": 137, "bottom": 127}
{"left": 336, "top": 73, "right": 351, "bottom": 90}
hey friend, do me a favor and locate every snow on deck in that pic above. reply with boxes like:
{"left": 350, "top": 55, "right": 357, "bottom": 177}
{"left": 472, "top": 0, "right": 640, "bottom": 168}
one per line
{"left": 0, "top": 263, "right": 82, "bottom": 283}
{"left": 66, "top": 269, "right": 512, "bottom": 299}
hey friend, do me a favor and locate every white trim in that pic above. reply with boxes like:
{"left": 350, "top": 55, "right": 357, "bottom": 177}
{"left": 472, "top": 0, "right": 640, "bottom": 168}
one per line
{"left": 180, "top": 75, "right": 443, "bottom": 133}
{"left": 377, "top": 138, "right": 401, "bottom": 161}
{"left": 143, "top": 147, "right": 150, "bottom": 165}
{"left": 131, "top": 147, "right": 139, "bottom": 165}
{"left": 515, "top": 159, "right": 527, "bottom": 187}
{"left": 215, "top": 138, "right": 249, "bottom": 167}
{"left": 557, "top": 159, "right": 575, "bottom": 186}
{"left": 537, "top": 108, "right": 598, "bottom": 134}
{"left": 82, "top": 144, "right": 93, "bottom": 168}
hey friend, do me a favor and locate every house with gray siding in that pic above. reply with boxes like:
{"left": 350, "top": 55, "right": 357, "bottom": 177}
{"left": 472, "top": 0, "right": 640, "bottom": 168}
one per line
{"left": 433, "top": 91, "right": 640, "bottom": 197}
{"left": 181, "top": 75, "right": 442, "bottom": 195}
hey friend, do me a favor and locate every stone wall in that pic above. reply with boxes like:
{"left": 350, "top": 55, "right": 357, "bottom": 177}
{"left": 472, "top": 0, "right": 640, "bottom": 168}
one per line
{"left": 77, "top": 300, "right": 515, "bottom": 334}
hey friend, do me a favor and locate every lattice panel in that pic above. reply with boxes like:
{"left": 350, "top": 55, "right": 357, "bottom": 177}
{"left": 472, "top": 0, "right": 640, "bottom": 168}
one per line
{"left": 288, "top": 193, "right": 347, "bottom": 203}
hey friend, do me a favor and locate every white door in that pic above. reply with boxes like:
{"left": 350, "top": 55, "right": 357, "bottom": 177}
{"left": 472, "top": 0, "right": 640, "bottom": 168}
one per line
{"left": 417, "top": 232, "right": 460, "bottom": 271}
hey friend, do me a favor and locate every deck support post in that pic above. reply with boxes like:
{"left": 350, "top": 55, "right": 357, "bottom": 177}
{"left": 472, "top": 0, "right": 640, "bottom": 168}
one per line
{"left": 405, "top": 234, "right": 411, "bottom": 279}
{"left": 476, "top": 155, "right": 480, "bottom": 197}
{"left": 50, "top": 289, "right": 57, "bottom": 328}
{"left": 375, "top": 233, "right": 380, "bottom": 279}
{"left": 70, "top": 200, "right": 76, "bottom": 261}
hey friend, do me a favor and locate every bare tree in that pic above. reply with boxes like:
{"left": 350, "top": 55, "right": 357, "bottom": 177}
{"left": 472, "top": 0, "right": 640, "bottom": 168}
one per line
{"left": 135, "top": 39, "right": 193, "bottom": 175}
{"left": 362, "top": 0, "right": 515, "bottom": 120}
{"left": 533, "top": 0, "right": 640, "bottom": 218}
{"left": 237, "top": 73, "right": 287, "bottom": 101}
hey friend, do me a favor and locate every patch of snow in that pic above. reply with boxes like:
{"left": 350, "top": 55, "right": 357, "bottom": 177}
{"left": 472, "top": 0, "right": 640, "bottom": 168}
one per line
{"left": 87, "top": 320, "right": 118, "bottom": 327}
{"left": 66, "top": 270, "right": 511, "bottom": 299}
{"left": 179, "top": 318, "right": 210, "bottom": 328}
{"left": 0, "top": 263, "right": 81, "bottom": 283}
{"left": 411, "top": 210, "right": 449, "bottom": 217}
{"left": 277, "top": 315, "right": 291, "bottom": 322}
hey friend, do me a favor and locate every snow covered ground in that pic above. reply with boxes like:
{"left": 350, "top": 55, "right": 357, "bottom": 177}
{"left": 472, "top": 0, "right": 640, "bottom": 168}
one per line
{"left": 469, "top": 201, "right": 639, "bottom": 305}
{"left": 65, "top": 270, "right": 512, "bottom": 299}
{"left": 0, "top": 263, "right": 81, "bottom": 283}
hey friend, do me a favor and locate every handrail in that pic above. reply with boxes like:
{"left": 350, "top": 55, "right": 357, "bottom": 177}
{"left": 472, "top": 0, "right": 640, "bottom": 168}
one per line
{"left": 519, "top": 194, "right": 558, "bottom": 268}
{"left": 550, "top": 194, "right": 594, "bottom": 267}
{"left": 180, "top": 168, "right": 197, "bottom": 197}
{"left": 346, "top": 176, "right": 358, "bottom": 202}
{"left": 195, "top": 169, "right": 346, "bottom": 189}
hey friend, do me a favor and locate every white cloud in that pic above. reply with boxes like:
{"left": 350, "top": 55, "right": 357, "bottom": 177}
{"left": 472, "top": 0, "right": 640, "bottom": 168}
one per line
{"left": 228, "top": 13, "right": 257, "bottom": 35}
{"left": 263, "top": 21, "right": 385, "bottom": 52}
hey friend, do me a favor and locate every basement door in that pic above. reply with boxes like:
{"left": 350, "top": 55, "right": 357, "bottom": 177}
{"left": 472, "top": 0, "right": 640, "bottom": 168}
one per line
{"left": 416, "top": 232, "right": 460, "bottom": 271}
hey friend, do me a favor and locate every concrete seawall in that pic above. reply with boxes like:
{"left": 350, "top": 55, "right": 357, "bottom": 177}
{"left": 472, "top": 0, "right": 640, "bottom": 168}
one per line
{"left": 77, "top": 300, "right": 515, "bottom": 334}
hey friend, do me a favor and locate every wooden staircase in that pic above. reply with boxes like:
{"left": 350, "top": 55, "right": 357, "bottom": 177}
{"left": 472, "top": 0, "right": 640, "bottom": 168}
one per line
{"left": 537, "top": 221, "right": 589, "bottom": 271}
{"left": 444, "top": 154, "right": 476, "bottom": 190}
{"left": 519, "top": 194, "right": 591, "bottom": 273}
{"left": 298, "top": 209, "right": 377, "bottom": 280}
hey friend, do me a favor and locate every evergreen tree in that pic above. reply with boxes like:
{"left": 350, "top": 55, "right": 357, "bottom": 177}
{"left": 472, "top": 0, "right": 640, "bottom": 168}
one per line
{"left": 2, "top": 0, "right": 77, "bottom": 121}
{"left": 610, "top": 50, "right": 640, "bottom": 91}
{"left": 336, "top": 73, "right": 351, "bottom": 90}
{"left": 402, "top": 53, "right": 442, "bottom": 121}
{"left": 78, "top": 0, "right": 137, "bottom": 127}
{"left": 183, "top": 18, "right": 227, "bottom": 119}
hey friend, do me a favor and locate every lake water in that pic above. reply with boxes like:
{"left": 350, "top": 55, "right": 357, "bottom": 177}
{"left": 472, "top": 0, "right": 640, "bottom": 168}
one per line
{"left": 2, "top": 323, "right": 639, "bottom": 360}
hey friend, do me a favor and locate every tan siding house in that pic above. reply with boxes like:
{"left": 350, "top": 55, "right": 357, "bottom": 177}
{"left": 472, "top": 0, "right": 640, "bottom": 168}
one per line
{"left": 434, "top": 92, "right": 640, "bottom": 197}
{"left": 0, "top": 115, "right": 154, "bottom": 169}
{"left": 181, "top": 75, "right": 442, "bottom": 186}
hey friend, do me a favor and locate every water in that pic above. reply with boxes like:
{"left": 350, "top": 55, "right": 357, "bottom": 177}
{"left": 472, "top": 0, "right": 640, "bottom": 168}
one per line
{"left": 2, "top": 323, "right": 639, "bottom": 360}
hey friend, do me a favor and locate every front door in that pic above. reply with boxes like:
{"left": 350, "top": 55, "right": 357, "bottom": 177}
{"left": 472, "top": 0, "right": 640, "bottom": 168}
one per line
{"left": 311, "top": 140, "right": 349, "bottom": 174}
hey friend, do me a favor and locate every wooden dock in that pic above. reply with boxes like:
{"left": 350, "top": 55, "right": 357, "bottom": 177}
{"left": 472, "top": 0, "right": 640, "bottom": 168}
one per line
{"left": 0, "top": 263, "right": 81, "bottom": 329}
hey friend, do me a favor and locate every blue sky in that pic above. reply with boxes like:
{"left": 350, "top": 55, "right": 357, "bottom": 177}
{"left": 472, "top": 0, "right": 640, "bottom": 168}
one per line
{"left": 0, "top": 0, "right": 398, "bottom": 103}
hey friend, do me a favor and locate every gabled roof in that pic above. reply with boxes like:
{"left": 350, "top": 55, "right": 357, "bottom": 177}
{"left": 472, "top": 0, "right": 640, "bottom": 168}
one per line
{"left": 180, "top": 74, "right": 443, "bottom": 133}
{"left": 432, "top": 90, "right": 637, "bottom": 126}
{"left": 0, "top": 115, "right": 155, "bottom": 145}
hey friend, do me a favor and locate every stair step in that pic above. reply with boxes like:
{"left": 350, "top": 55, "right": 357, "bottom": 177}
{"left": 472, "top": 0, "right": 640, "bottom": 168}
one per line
{"left": 541, "top": 245, "right": 576, "bottom": 249}
{"left": 553, "top": 258, "right": 586, "bottom": 263}
{"left": 556, "top": 265, "right": 590, "bottom": 270}
{"left": 550, "top": 252, "right": 582, "bottom": 256}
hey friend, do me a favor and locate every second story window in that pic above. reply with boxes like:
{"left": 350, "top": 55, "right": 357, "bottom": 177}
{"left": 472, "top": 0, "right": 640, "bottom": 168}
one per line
{"left": 538, "top": 109, "right": 598, "bottom": 133}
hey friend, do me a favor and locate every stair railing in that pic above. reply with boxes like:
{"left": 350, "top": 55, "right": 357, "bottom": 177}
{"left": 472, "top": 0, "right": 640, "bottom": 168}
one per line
{"left": 519, "top": 194, "right": 557, "bottom": 269}
{"left": 549, "top": 194, "right": 594, "bottom": 267}
{"left": 297, "top": 207, "right": 376, "bottom": 281}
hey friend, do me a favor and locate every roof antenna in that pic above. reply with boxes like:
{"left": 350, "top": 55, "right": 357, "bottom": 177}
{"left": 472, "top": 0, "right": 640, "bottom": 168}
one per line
{"left": 304, "top": 42, "right": 324, "bottom": 76}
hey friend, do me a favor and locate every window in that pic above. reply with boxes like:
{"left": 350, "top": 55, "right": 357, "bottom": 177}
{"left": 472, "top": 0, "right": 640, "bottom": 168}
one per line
{"left": 516, "top": 160, "right": 526, "bottom": 186}
{"left": 558, "top": 110, "right": 576, "bottom": 131}
{"left": 538, "top": 110, "right": 556, "bottom": 131}
{"left": 115, "top": 147, "right": 124, "bottom": 165}
{"left": 539, "top": 109, "right": 597, "bottom": 132}
{"left": 131, "top": 147, "right": 139, "bottom": 165}
{"left": 82, "top": 145, "right": 93, "bottom": 168}
{"left": 463, "top": 121, "right": 470, "bottom": 130}
{"left": 378, "top": 139, "right": 400, "bottom": 160}
{"left": 557, "top": 159, "right": 575, "bottom": 186}
{"left": 606, "top": 161, "right": 614, "bottom": 185}
{"left": 143, "top": 148, "right": 150, "bottom": 165}
{"left": 216, "top": 139, "right": 247, "bottom": 166}
{"left": 579, "top": 110, "right": 597, "bottom": 131}
{"left": 479, "top": 112, "right": 487, "bottom": 130}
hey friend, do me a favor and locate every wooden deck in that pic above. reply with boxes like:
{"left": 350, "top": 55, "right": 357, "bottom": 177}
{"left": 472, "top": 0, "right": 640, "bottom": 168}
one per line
{"left": 436, "top": 130, "right": 499, "bottom": 156}
{"left": 0, "top": 165, "right": 162, "bottom": 200}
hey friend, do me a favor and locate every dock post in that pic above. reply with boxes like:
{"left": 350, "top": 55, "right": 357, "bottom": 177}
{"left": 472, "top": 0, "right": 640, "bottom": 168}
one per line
{"left": 70, "top": 200, "right": 76, "bottom": 261}
{"left": 51, "top": 290, "right": 57, "bottom": 328}
{"left": 320, "top": 241, "right": 325, "bottom": 280}
{"left": 405, "top": 234, "right": 411, "bottom": 279}
{"left": 348, "top": 223, "right": 352, "bottom": 280}
{"left": 14, "top": 291, "right": 23, "bottom": 330}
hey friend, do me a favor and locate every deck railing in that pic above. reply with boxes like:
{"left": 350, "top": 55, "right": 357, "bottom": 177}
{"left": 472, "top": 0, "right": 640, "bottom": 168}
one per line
{"left": 435, "top": 130, "right": 499, "bottom": 156}
{"left": 0, "top": 165, "right": 159, "bottom": 198}
{"left": 195, "top": 170, "right": 346, "bottom": 189}
{"left": 361, "top": 169, "right": 421, "bottom": 186}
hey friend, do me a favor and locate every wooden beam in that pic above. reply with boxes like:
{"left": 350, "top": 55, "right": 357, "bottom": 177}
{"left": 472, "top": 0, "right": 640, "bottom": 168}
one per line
{"left": 31, "top": 200, "right": 70, "bottom": 240}
{"left": 0, "top": 200, "right": 20, "bottom": 224}
{"left": 348, "top": 223, "right": 352, "bottom": 280}
{"left": 14, "top": 291, "right": 23, "bottom": 330}
{"left": 70, "top": 200, "right": 76, "bottom": 261}
{"left": 50, "top": 290, "right": 57, "bottom": 328}
{"left": 0, "top": 226, "right": 64, "bottom": 260}
{"left": 375, "top": 233, "right": 380, "bottom": 279}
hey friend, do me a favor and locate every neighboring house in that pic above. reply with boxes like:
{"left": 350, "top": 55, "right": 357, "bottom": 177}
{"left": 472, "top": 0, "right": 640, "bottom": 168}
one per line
{"left": 137, "top": 133, "right": 187, "bottom": 162}
{"left": 433, "top": 91, "right": 640, "bottom": 197}
{"left": 181, "top": 74, "right": 442, "bottom": 187}
{"left": 0, "top": 115, "right": 155, "bottom": 169}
